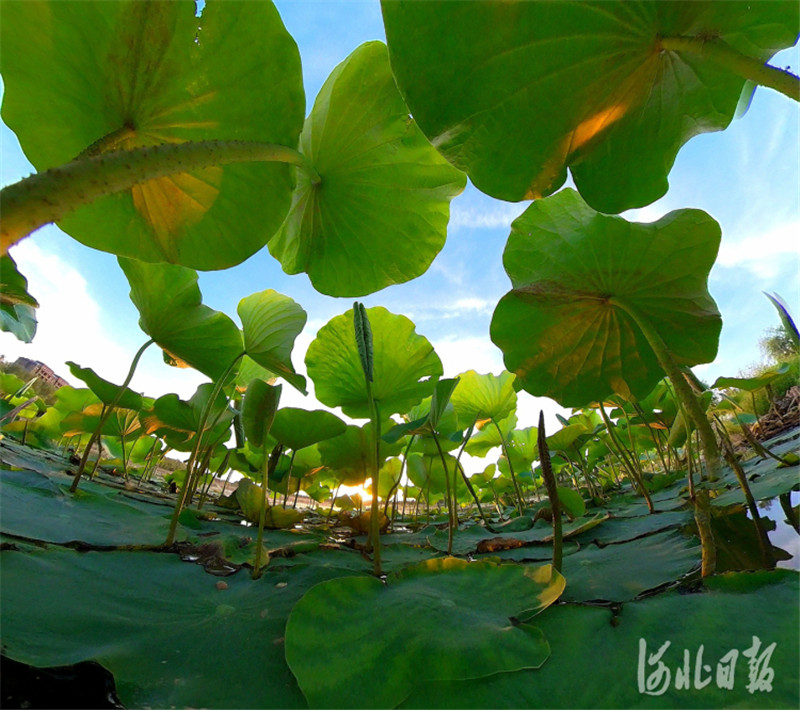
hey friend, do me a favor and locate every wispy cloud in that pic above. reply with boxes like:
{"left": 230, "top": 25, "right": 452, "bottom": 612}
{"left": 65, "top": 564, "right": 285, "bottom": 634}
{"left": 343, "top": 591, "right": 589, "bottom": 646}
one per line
{"left": 715, "top": 221, "right": 800, "bottom": 281}
{"left": 449, "top": 201, "right": 525, "bottom": 230}
{"left": 1, "top": 240, "right": 206, "bottom": 401}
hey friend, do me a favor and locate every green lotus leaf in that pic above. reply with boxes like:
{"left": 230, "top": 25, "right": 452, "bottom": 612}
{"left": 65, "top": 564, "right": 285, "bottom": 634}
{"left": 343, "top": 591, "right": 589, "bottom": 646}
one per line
{"left": 450, "top": 371, "right": 517, "bottom": 430}
{"left": 0, "top": 373, "right": 27, "bottom": 398}
{"left": 0, "top": 469, "right": 175, "bottom": 546}
{"left": 556, "top": 486, "right": 586, "bottom": 519}
{"left": 546, "top": 424, "right": 586, "bottom": 452}
{"left": 382, "top": 1, "right": 798, "bottom": 212}
{"left": 238, "top": 290, "right": 307, "bottom": 395}
{"left": 269, "top": 408, "right": 346, "bottom": 452}
{"left": 712, "top": 363, "right": 791, "bottom": 392}
{"left": 66, "top": 361, "right": 143, "bottom": 411}
{"left": 491, "top": 189, "right": 722, "bottom": 408}
{"left": 506, "top": 426, "right": 539, "bottom": 470}
{"left": 233, "top": 356, "right": 278, "bottom": 391}
{"left": 142, "top": 384, "right": 232, "bottom": 451}
{"left": 403, "top": 570, "right": 799, "bottom": 709}
{"left": 269, "top": 40, "right": 466, "bottom": 296}
{"left": 60, "top": 407, "right": 142, "bottom": 441}
{"left": 562, "top": 529, "right": 699, "bottom": 602}
{"left": 241, "top": 380, "right": 281, "bottom": 449}
{"left": 464, "top": 413, "right": 517, "bottom": 458}
{"left": 285, "top": 558, "right": 564, "bottom": 708}
{"left": 0, "top": 254, "right": 37, "bottom": 343}
{"left": 119, "top": 257, "right": 243, "bottom": 382}
{"left": 371, "top": 456, "right": 404, "bottom": 500}
{"left": 0, "top": 546, "right": 366, "bottom": 709}
{"left": 51, "top": 386, "right": 101, "bottom": 416}
{"left": 317, "top": 423, "right": 403, "bottom": 487}
{"left": 406, "top": 452, "right": 463, "bottom": 497}
{"left": 306, "top": 306, "right": 442, "bottom": 419}
{"left": 0, "top": 0, "right": 304, "bottom": 268}
{"left": 575, "top": 510, "right": 690, "bottom": 547}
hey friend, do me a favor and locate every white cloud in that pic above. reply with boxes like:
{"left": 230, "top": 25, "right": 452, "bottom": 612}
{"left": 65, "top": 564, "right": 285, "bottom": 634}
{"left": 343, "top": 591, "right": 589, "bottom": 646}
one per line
{"left": 2, "top": 241, "right": 124, "bottom": 379}
{"left": 449, "top": 201, "right": 524, "bottom": 230}
{"left": 1, "top": 241, "right": 207, "bottom": 401}
{"left": 715, "top": 221, "right": 800, "bottom": 281}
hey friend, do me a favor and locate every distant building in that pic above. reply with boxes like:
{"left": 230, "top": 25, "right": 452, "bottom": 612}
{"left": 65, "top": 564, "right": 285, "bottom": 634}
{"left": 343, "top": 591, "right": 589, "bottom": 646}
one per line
{"left": 13, "top": 357, "right": 69, "bottom": 389}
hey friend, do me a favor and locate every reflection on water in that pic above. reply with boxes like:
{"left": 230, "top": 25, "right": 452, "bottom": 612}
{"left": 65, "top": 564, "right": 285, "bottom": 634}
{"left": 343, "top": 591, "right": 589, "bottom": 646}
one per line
{"left": 756, "top": 491, "right": 800, "bottom": 570}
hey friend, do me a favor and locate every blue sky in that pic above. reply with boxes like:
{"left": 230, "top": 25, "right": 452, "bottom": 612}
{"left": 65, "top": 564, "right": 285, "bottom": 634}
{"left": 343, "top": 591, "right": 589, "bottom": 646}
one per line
{"left": 1, "top": 1, "right": 798, "bottom": 434}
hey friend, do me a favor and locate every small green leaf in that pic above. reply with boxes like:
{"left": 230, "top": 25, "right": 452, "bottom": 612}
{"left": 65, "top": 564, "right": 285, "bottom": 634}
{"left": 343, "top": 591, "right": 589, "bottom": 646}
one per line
{"left": 450, "top": 371, "right": 517, "bottom": 430}
{"left": 556, "top": 487, "right": 586, "bottom": 519}
{"left": 0, "top": 254, "right": 37, "bottom": 343}
{"left": 238, "top": 290, "right": 307, "bottom": 395}
{"left": 241, "top": 380, "right": 281, "bottom": 449}
{"left": 269, "top": 408, "right": 346, "bottom": 452}
{"left": 119, "top": 257, "right": 243, "bottom": 382}
{"left": 764, "top": 292, "right": 800, "bottom": 351}
{"left": 66, "top": 361, "right": 143, "bottom": 411}
{"left": 712, "top": 363, "right": 790, "bottom": 392}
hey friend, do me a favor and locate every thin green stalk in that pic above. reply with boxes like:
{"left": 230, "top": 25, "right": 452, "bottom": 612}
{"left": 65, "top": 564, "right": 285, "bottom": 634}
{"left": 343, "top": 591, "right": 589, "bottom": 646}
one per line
{"left": 253, "top": 444, "right": 283, "bottom": 580}
{"left": 659, "top": 36, "right": 800, "bottom": 101}
{"left": 632, "top": 401, "right": 670, "bottom": 474}
{"left": 164, "top": 353, "right": 243, "bottom": 546}
{"left": 326, "top": 482, "right": 342, "bottom": 523}
{"left": 384, "top": 436, "right": 415, "bottom": 517}
{"left": 599, "top": 403, "right": 654, "bottom": 512}
{"left": 283, "top": 450, "right": 297, "bottom": 509}
{"left": 491, "top": 417, "right": 525, "bottom": 514}
{"left": 610, "top": 298, "right": 721, "bottom": 482}
{"left": 88, "top": 429, "right": 104, "bottom": 480}
{"left": 1, "top": 140, "right": 320, "bottom": 252}
{"left": 570, "top": 444, "right": 600, "bottom": 499}
{"left": 367, "top": 395, "right": 383, "bottom": 575}
{"left": 453, "top": 420, "right": 494, "bottom": 527}
{"left": 717, "top": 428, "right": 774, "bottom": 568}
{"left": 431, "top": 431, "right": 455, "bottom": 555}
{"left": 198, "top": 441, "right": 231, "bottom": 509}
{"left": 70, "top": 338, "right": 154, "bottom": 493}
{"left": 738, "top": 418, "right": 795, "bottom": 465}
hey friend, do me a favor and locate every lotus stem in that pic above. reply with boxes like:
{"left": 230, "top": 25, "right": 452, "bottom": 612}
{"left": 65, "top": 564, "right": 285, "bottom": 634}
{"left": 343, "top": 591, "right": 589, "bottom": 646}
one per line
{"left": 611, "top": 299, "right": 722, "bottom": 482}
{"left": 69, "top": 338, "right": 154, "bottom": 493}
{"left": 164, "top": 352, "right": 243, "bottom": 546}
{"left": 254, "top": 444, "right": 283, "bottom": 580}
{"left": 659, "top": 36, "right": 800, "bottom": 101}
{"left": 1, "top": 140, "right": 320, "bottom": 253}
{"left": 491, "top": 417, "right": 525, "bottom": 515}
{"left": 431, "top": 431, "right": 455, "bottom": 555}
{"left": 598, "top": 402, "right": 655, "bottom": 512}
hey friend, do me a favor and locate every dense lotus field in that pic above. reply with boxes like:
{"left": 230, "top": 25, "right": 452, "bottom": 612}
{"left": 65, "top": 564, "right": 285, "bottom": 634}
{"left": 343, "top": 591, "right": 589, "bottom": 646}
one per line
{"left": 2, "top": 1, "right": 800, "bottom": 708}
{"left": 1, "top": 428, "right": 798, "bottom": 709}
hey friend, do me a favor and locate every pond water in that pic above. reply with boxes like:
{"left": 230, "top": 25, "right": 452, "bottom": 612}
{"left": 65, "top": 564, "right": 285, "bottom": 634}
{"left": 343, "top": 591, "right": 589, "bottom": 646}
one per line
{"left": 757, "top": 490, "right": 799, "bottom": 570}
